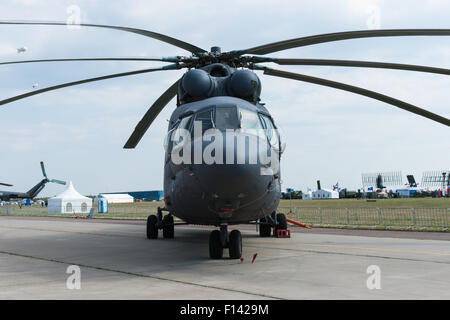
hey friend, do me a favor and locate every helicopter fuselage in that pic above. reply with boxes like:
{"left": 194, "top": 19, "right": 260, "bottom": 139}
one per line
{"left": 163, "top": 96, "right": 282, "bottom": 225}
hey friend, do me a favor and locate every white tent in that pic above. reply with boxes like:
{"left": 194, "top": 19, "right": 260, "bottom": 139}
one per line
{"left": 312, "top": 189, "right": 339, "bottom": 199}
{"left": 48, "top": 181, "right": 92, "bottom": 214}
{"left": 302, "top": 191, "right": 313, "bottom": 200}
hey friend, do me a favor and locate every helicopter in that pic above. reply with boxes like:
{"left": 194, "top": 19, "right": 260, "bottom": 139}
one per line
{"left": 0, "top": 161, "right": 66, "bottom": 201}
{"left": 0, "top": 21, "right": 449, "bottom": 259}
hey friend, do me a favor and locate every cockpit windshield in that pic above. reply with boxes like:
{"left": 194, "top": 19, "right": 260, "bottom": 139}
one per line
{"left": 195, "top": 108, "right": 215, "bottom": 133}
{"left": 239, "top": 108, "right": 263, "bottom": 131}
{"left": 259, "top": 114, "right": 280, "bottom": 149}
{"left": 215, "top": 106, "right": 239, "bottom": 130}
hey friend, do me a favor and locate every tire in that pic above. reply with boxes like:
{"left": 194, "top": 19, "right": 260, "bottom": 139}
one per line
{"left": 209, "top": 230, "right": 223, "bottom": 259}
{"left": 259, "top": 218, "right": 272, "bottom": 237}
{"left": 163, "top": 215, "right": 174, "bottom": 239}
{"left": 146, "top": 215, "right": 158, "bottom": 239}
{"left": 229, "top": 230, "right": 242, "bottom": 259}
{"left": 275, "top": 213, "right": 288, "bottom": 231}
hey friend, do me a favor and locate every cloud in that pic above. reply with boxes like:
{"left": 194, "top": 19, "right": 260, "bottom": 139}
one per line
{"left": 0, "top": 44, "right": 17, "bottom": 56}
{"left": 0, "top": 0, "right": 449, "bottom": 195}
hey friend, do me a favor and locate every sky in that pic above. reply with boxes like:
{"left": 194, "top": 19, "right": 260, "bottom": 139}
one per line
{"left": 0, "top": 0, "right": 449, "bottom": 197}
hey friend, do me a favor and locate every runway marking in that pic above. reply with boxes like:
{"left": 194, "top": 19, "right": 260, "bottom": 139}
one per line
{"left": 0, "top": 250, "right": 281, "bottom": 300}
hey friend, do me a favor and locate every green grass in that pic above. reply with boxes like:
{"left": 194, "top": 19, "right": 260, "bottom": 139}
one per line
{"left": 279, "top": 197, "right": 450, "bottom": 208}
{"left": 1, "top": 198, "right": 449, "bottom": 231}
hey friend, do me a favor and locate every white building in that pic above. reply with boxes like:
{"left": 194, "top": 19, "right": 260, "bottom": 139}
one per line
{"left": 302, "top": 191, "right": 313, "bottom": 200}
{"left": 48, "top": 181, "right": 92, "bottom": 214}
{"left": 95, "top": 193, "right": 134, "bottom": 204}
{"left": 312, "top": 189, "right": 339, "bottom": 199}
{"left": 396, "top": 187, "right": 421, "bottom": 198}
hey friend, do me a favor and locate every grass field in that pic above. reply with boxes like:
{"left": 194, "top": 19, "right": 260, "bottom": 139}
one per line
{"left": 1, "top": 197, "right": 449, "bottom": 231}
{"left": 279, "top": 197, "right": 450, "bottom": 208}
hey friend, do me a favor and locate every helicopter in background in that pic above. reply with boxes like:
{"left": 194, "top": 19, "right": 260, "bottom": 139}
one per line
{"left": 0, "top": 21, "right": 449, "bottom": 259}
{"left": 0, "top": 161, "right": 66, "bottom": 202}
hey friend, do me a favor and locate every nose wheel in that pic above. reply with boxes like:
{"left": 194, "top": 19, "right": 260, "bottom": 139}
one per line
{"left": 209, "top": 224, "right": 242, "bottom": 259}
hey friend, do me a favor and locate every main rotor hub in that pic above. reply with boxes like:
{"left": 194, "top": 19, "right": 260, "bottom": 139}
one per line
{"left": 210, "top": 46, "right": 221, "bottom": 56}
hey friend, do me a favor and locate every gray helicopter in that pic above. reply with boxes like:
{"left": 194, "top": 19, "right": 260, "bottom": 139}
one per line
{"left": 0, "top": 161, "right": 66, "bottom": 201}
{"left": 1, "top": 21, "right": 449, "bottom": 259}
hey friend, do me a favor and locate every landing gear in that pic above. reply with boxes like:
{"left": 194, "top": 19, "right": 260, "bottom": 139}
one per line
{"left": 146, "top": 215, "right": 158, "bottom": 239}
{"left": 209, "top": 224, "right": 242, "bottom": 259}
{"left": 162, "top": 215, "right": 174, "bottom": 239}
{"left": 258, "top": 212, "right": 288, "bottom": 238}
{"left": 259, "top": 217, "right": 272, "bottom": 237}
{"left": 146, "top": 207, "right": 175, "bottom": 240}
{"left": 229, "top": 230, "right": 242, "bottom": 259}
{"left": 274, "top": 213, "right": 287, "bottom": 235}
{"left": 209, "top": 230, "right": 223, "bottom": 259}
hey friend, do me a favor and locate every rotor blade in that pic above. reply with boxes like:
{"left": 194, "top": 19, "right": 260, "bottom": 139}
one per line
{"left": 256, "top": 58, "right": 450, "bottom": 76}
{"left": 50, "top": 179, "right": 66, "bottom": 185}
{"left": 40, "top": 161, "right": 47, "bottom": 178}
{"left": 0, "top": 64, "right": 178, "bottom": 107}
{"left": 238, "top": 29, "right": 450, "bottom": 55}
{"left": 0, "top": 20, "right": 207, "bottom": 55}
{"left": 0, "top": 57, "right": 179, "bottom": 66}
{"left": 0, "top": 183, "right": 13, "bottom": 187}
{"left": 254, "top": 66, "right": 450, "bottom": 126}
{"left": 124, "top": 80, "right": 180, "bottom": 149}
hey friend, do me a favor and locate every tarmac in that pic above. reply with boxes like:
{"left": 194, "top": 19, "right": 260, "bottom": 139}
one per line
{"left": 0, "top": 216, "right": 449, "bottom": 299}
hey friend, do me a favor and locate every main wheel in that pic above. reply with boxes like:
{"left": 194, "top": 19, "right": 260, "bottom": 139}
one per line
{"left": 259, "top": 218, "right": 272, "bottom": 237}
{"left": 229, "top": 230, "right": 242, "bottom": 259}
{"left": 275, "top": 213, "right": 288, "bottom": 235}
{"left": 146, "top": 215, "right": 158, "bottom": 239}
{"left": 162, "top": 215, "right": 174, "bottom": 239}
{"left": 209, "top": 230, "right": 223, "bottom": 259}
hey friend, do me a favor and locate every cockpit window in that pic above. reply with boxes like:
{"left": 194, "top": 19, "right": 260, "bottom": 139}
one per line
{"left": 179, "top": 115, "right": 193, "bottom": 131}
{"left": 239, "top": 108, "right": 263, "bottom": 130}
{"left": 195, "top": 108, "right": 215, "bottom": 133}
{"left": 259, "top": 114, "right": 280, "bottom": 149}
{"left": 164, "top": 120, "right": 179, "bottom": 151}
{"left": 216, "top": 106, "right": 239, "bottom": 130}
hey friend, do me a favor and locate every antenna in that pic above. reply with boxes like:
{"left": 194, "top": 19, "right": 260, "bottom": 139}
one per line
{"left": 362, "top": 171, "right": 403, "bottom": 190}
{"left": 421, "top": 170, "right": 450, "bottom": 195}
{"left": 406, "top": 175, "right": 417, "bottom": 187}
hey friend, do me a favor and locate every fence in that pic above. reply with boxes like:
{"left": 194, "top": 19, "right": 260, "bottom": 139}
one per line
{"left": 1, "top": 204, "right": 449, "bottom": 229}
{"left": 277, "top": 207, "right": 450, "bottom": 229}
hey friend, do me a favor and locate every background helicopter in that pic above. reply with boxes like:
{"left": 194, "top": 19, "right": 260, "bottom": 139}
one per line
{"left": 0, "top": 21, "right": 449, "bottom": 259}
{"left": 0, "top": 161, "right": 66, "bottom": 202}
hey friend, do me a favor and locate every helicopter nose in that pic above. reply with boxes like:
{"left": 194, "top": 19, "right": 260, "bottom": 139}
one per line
{"left": 190, "top": 136, "right": 278, "bottom": 207}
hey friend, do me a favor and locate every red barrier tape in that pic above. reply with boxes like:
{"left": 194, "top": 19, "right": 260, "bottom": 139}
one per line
{"left": 286, "top": 217, "right": 312, "bottom": 229}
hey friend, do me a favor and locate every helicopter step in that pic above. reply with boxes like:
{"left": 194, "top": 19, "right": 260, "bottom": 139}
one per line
{"left": 258, "top": 212, "right": 288, "bottom": 237}
{"left": 209, "top": 224, "right": 242, "bottom": 260}
{"left": 146, "top": 207, "right": 175, "bottom": 239}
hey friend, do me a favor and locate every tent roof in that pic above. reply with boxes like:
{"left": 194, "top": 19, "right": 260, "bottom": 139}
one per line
{"left": 50, "top": 181, "right": 90, "bottom": 201}
{"left": 313, "top": 189, "right": 338, "bottom": 193}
